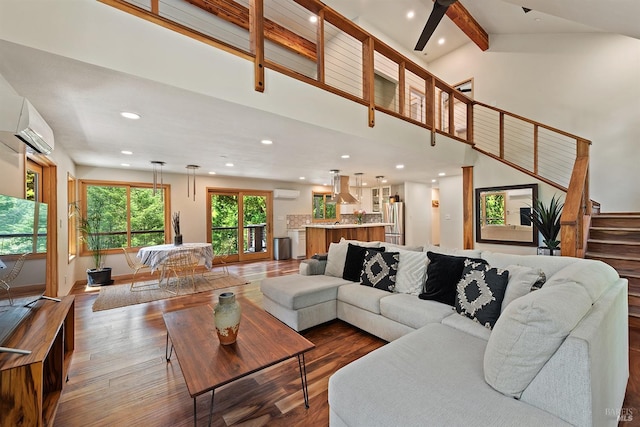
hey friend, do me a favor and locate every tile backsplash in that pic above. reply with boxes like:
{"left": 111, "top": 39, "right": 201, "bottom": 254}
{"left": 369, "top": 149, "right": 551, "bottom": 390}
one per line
{"left": 286, "top": 213, "right": 382, "bottom": 229}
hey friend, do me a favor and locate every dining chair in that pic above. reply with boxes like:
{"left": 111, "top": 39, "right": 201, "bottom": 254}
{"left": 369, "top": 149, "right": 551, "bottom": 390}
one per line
{"left": 163, "top": 250, "right": 199, "bottom": 295}
{"left": 0, "top": 253, "right": 29, "bottom": 305}
{"left": 122, "top": 248, "right": 155, "bottom": 292}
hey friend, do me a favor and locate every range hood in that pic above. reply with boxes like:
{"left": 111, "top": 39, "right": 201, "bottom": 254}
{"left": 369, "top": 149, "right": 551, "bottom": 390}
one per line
{"left": 328, "top": 174, "right": 358, "bottom": 204}
{"left": 0, "top": 94, "right": 54, "bottom": 155}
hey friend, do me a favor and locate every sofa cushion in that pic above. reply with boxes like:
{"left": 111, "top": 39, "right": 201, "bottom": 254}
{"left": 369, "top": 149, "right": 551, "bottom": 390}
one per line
{"left": 441, "top": 313, "right": 491, "bottom": 341}
{"left": 481, "top": 251, "right": 579, "bottom": 279}
{"left": 360, "top": 250, "right": 399, "bottom": 292}
{"left": 383, "top": 242, "right": 423, "bottom": 252}
{"left": 423, "top": 243, "right": 482, "bottom": 259}
{"left": 455, "top": 259, "right": 509, "bottom": 329}
{"left": 343, "top": 244, "right": 384, "bottom": 282}
{"left": 393, "top": 249, "right": 428, "bottom": 295}
{"left": 484, "top": 282, "right": 593, "bottom": 398}
{"left": 325, "top": 240, "right": 380, "bottom": 278}
{"left": 329, "top": 323, "right": 571, "bottom": 427}
{"left": 380, "top": 293, "right": 453, "bottom": 329}
{"left": 544, "top": 258, "right": 619, "bottom": 303}
{"left": 338, "top": 282, "right": 389, "bottom": 314}
{"left": 501, "top": 265, "right": 546, "bottom": 313}
{"left": 420, "top": 252, "right": 486, "bottom": 306}
{"left": 260, "top": 274, "right": 348, "bottom": 310}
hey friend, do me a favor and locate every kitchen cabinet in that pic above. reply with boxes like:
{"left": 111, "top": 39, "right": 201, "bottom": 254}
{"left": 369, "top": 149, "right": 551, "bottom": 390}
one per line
{"left": 371, "top": 186, "right": 391, "bottom": 212}
{"left": 304, "top": 224, "right": 386, "bottom": 258}
{"left": 288, "top": 229, "right": 306, "bottom": 259}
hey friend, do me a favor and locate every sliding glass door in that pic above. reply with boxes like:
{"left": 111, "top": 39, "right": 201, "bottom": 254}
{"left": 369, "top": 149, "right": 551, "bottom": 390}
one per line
{"left": 208, "top": 189, "right": 272, "bottom": 263}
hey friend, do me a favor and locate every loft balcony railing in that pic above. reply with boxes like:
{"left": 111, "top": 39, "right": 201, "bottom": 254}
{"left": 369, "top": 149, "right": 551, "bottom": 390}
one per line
{"left": 100, "top": 0, "right": 591, "bottom": 257}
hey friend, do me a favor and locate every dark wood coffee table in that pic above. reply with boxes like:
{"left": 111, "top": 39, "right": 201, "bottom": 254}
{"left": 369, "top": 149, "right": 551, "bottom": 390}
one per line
{"left": 162, "top": 297, "right": 315, "bottom": 426}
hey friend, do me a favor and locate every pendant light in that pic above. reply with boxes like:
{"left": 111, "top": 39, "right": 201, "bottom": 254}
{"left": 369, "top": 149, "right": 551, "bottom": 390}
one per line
{"left": 151, "top": 161, "right": 165, "bottom": 200}
{"left": 186, "top": 164, "right": 200, "bottom": 201}
{"left": 354, "top": 172, "right": 363, "bottom": 205}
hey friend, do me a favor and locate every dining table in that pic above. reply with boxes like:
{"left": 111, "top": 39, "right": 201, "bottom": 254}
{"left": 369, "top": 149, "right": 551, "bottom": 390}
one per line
{"left": 136, "top": 242, "right": 214, "bottom": 272}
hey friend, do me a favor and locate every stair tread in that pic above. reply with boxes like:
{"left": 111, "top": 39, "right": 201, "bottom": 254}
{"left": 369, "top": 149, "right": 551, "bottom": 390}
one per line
{"left": 587, "top": 239, "right": 640, "bottom": 245}
{"left": 619, "top": 271, "right": 640, "bottom": 279}
{"left": 590, "top": 227, "right": 640, "bottom": 231}
{"left": 586, "top": 252, "right": 640, "bottom": 261}
{"left": 597, "top": 213, "right": 640, "bottom": 217}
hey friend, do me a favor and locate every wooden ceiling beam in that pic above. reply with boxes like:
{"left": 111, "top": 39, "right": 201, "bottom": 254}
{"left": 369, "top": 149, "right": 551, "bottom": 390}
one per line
{"left": 446, "top": 1, "right": 489, "bottom": 51}
{"left": 185, "top": 0, "right": 317, "bottom": 61}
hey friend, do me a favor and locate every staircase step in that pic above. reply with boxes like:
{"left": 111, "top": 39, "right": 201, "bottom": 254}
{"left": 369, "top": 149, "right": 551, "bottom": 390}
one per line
{"left": 619, "top": 270, "right": 640, "bottom": 292}
{"left": 592, "top": 214, "right": 640, "bottom": 228}
{"left": 586, "top": 239, "right": 640, "bottom": 257}
{"left": 630, "top": 306, "right": 640, "bottom": 318}
{"left": 585, "top": 252, "right": 640, "bottom": 271}
{"left": 589, "top": 227, "right": 640, "bottom": 242}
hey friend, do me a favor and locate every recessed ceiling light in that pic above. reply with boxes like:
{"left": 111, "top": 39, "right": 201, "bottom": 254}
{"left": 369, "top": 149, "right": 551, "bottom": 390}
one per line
{"left": 534, "top": 17, "right": 541, "bottom": 22}
{"left": 121, "top": 150, "right": 133, "bottom": 155}
{"left": 120, "top": 111, "right": 141, "bottom": 120}
{"left": 382, "top": 179, "right": 388, "bottom": 183}
{"left": 225, "top": 162, "right": 234, "bottom": 167}
{"left": 261, "top": 139, "right": 273, "bottom": 145}
{"left": 396, "top": 164, "right": 405, "bottom": 169}
{"left": 407, "top": 11, "right": 415, "bottom": 19}
{"left": 341, "top": 154, "right": 350, "bottom": 159}
{"left": 438, "top": 38, "right": 445, "bottom": 45}
{"left": 208, "top": 171, "right": 216, "bottom": 175}
{"left": 299, "top": 177, "right": 306, "bottom": 180}
{"left": 363, "top": 182, "right": 368, "bottom": 186}
{"left": 438, "top": 172, "right": 446, "bottom": 176}
{"left": 309, "top": 15, "right": 318, "bottom": 23}
{"left": 121, "top": 163, "right": 130, "bottom": 167}
{"left": 432, "top": 179, "right": 437, "bottom": 183}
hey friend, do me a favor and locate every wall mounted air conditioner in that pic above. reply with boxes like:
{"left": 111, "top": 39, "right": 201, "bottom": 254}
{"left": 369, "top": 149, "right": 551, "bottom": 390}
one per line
{"left": 274, "top": 189, "right": 300, "bottom": 199}
{"left": 0, "top": 95, "right": 54, "bottom": 155}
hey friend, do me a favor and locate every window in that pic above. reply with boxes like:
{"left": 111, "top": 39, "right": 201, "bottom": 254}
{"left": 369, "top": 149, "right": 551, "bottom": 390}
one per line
{"left": 79, "top": 180, "right": 170, "bottom": 253}
{"left": 68, "top": 173, "right": 77, "bottom": 261}
{"left": 312, "top": 192, "right": 339, "bottom": 222}
{"left": 26, "top": 159, "right": 43, "bottom": 202}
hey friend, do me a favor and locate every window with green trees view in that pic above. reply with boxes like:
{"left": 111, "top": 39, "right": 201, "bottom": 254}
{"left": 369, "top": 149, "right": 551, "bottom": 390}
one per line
{"left": 80, "top": 181, "right": 169, "bottom": 251}
{"left": 312, "top": 192, "right": 338, "bottom": 222}
{"left": 0, "top": 195, "right": 47, "bottom": 256}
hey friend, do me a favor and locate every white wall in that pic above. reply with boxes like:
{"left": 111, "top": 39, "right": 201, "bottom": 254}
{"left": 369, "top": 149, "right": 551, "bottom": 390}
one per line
{"left": 429, "top": 33, "right": 640, "bottom": 212}
{"left": 403, "top": 181, "right": 431, "bottom": 246}
{"left": 438, "top": 175, "right": 463, "bottom": 249}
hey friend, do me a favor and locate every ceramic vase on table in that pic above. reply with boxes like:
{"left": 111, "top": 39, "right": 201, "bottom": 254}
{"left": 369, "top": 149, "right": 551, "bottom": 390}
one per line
{"left": 214, "top": 292, "right": 241, "bottom": 345}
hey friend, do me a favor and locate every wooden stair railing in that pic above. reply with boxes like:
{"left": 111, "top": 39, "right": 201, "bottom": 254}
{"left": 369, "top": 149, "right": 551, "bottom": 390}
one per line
{"left": 560, "top": 140, "right": 592, "bottom": 258}
{"left": 101, "top": 0, "right": 591, "bottom": 244}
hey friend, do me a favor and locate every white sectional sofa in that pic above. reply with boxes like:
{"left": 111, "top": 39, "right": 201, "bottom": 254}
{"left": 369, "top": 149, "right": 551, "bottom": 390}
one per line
{"left": 259, "top": 239, "right": 629, "bottom": 427}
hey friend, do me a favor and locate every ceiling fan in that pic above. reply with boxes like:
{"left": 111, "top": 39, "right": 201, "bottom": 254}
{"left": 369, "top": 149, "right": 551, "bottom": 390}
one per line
{"left": 414, "top": 0, "right": 458, "bottom": 51}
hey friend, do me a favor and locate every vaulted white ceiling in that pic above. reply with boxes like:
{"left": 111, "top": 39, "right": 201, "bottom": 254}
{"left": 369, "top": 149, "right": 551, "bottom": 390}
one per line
{"left": 1, "top": 0, "right": 638, "bottom": 186}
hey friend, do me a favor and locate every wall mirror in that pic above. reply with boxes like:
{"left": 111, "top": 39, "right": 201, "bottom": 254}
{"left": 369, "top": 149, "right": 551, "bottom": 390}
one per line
{"left": 475, "top": 184, "right": 538, "bottom": 246}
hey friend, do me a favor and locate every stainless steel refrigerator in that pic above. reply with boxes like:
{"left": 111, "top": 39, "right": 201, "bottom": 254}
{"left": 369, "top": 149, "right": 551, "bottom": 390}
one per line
{"left": 383, "top": 202, "right": 404, "bottom": 245}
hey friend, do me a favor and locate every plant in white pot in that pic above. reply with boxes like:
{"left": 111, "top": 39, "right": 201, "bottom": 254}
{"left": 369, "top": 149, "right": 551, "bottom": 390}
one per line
{"left": 74, "top": 201, "right": 113, "bottom": 286}
{"left": 530, "top": 194, "right": 564, "bottom": 256}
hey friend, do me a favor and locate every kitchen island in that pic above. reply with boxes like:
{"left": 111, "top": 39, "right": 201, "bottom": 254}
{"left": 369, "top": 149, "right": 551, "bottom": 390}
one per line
{"left": 304, "top": 223, "right": 391, "bottom": 258}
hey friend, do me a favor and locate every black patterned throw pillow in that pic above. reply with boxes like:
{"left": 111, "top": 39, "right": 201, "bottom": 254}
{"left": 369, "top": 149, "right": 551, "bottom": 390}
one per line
{"left": 455, "top": 259, "right": 509, "bottom": 329}
{"left": 360, "top": 250, "right": 400, "bottom": 292}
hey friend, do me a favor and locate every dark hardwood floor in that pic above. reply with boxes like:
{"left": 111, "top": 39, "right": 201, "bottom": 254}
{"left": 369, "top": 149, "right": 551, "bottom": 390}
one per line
{"left": 56, "top": 260, "right": 385, "bottom": 426}
{"left": 57, "top": 259, "right": 640, "bottom": 426}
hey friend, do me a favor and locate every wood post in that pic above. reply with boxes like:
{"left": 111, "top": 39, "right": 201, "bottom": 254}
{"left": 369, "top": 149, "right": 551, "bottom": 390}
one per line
{"left": 363, "top": 37, "right": 375, "bottom": 127}
{"left": 398, "top": 61, "right": 406, "bottom": 117}
{"left": 316, "top": 10, "right": 325, "bottom": 84}
{"left": 462, "top": 166, "right": 474, "bottom": 249}
{"left": 249, "top": 0, "right": 265, "bottom": 92}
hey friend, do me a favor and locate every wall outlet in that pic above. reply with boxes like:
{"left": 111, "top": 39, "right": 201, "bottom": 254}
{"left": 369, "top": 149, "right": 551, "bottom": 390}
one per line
{"left": 445, "top": 214, "right": 451, "bottom": 220}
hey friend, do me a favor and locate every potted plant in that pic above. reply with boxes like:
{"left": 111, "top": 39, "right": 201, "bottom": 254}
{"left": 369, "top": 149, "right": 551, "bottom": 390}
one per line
{"left": 173, "top": 211, "right": 182, "bottom": 245}
{"left": 74, "top": 201, "right": 113, "bottom": 286}
{"left": 530, "top": 194, "right": 564, "bottom": 256}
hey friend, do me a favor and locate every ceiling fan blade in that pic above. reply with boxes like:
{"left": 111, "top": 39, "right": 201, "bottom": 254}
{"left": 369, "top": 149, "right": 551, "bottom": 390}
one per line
{"left": 414, "top": 0, "right": 456, "bottom": 51}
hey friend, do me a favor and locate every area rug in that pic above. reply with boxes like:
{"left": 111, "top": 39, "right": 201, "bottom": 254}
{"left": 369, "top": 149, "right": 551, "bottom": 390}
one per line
{"left": 92, "top": 273, "right": 250, "bottom": 312}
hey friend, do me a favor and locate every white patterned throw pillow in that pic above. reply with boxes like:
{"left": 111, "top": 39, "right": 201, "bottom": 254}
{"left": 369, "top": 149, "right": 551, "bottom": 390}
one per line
{"left": 393, "top": 249, "right": 428, "bottom": 295}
